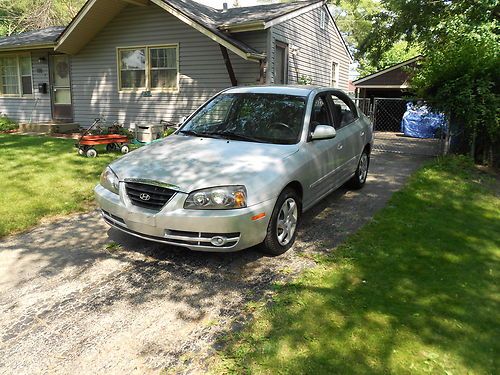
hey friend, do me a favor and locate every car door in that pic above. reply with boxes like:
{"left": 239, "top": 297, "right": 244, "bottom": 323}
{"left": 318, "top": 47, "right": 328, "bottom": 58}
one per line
{"left": 302, "top": 94, "right": 343, "bottom": 200}
{"left": 328, "top": 92, "right": 364, "bottom": 181}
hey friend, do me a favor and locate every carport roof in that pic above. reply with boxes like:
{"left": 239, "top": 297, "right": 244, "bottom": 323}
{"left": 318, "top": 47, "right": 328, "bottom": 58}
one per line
{"left": 353, "top": 55, "right": 423, "bottom": 88}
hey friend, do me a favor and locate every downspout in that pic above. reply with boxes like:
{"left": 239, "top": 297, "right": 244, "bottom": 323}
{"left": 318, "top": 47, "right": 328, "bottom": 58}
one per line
{"left": 219, "top": 45, "right": 238, "bottom": 86}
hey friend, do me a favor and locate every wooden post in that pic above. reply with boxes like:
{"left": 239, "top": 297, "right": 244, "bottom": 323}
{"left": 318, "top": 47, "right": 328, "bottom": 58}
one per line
{"left": 219, "top": 45, "right": 237, "bottom": 86}
{"left": 259, "top": 59, "right": 266, "bottom": 84}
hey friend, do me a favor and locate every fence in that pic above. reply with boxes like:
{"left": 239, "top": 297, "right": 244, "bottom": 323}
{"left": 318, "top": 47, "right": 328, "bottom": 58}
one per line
{"left": 353, "top": 97, "right": 447, "bottom": 157}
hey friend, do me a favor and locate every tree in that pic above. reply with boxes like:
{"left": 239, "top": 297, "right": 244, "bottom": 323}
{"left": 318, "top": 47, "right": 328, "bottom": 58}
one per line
{"left": 329, "top": 0, "right": 421, "bottom": 75}
{"left": 0, "top": 0, "right": 84, "bottom": 36}
{"left": 412, "top": 18, "right": 499, "bottom": 163}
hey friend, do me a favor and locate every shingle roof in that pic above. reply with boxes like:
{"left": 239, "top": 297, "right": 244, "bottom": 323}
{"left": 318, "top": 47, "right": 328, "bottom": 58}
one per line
{"left": 0, "top": 26, "right": 65, "bottom": 50}
{"left": 217, "top": 0, "right": 323, "bottom": 25}
{"left": 163, "top": 0, "right": 322, "bottom": 26}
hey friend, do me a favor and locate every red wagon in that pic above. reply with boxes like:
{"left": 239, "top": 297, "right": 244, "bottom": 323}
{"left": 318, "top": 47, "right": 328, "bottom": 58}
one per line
{"left": 76, "top": 119, "right": 130, "bottom": 158}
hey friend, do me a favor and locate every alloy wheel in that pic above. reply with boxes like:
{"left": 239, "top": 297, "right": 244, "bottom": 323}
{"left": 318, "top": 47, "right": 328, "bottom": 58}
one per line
{"left": 276, "top": 198, "right": 298, "bottom": 246}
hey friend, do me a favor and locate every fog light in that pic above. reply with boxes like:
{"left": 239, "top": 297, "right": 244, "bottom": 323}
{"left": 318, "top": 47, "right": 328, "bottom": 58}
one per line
{"left": 211, "top": 236, "right": 227, "bottom": 247}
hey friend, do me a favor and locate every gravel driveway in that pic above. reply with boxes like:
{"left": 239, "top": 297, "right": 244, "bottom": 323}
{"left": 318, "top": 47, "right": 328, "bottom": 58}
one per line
{"left": 0, "top": 151, "right": 429, "bottom": 374}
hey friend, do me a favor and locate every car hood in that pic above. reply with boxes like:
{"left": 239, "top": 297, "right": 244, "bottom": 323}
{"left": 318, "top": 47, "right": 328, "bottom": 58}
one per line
{"left": 110, "top": 135, "right": 299, "bottom": 194}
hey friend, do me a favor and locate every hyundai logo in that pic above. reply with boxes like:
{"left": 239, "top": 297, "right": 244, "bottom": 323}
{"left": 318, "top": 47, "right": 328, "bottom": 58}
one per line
{"left": 139, "top": 193, "right": 151, "bottom": 201}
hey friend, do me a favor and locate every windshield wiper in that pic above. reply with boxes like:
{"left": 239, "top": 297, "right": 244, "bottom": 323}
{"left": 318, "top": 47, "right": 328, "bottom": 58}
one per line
{"left": 210, "top": 131, "right": 265, "bottom": 143}
{"left": 178, "top": 129, "right": 220, "bottom": 139}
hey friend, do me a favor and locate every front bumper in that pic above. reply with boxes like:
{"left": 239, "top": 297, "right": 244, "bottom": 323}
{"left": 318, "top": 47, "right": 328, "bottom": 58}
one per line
{"left": 94, "top": 184, "right": 275, "bottom": 252}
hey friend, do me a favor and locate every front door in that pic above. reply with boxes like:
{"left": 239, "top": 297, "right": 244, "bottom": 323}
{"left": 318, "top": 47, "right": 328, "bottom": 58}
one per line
{"left": 303, "top": 94, "right": 342, "bottom": 201}
{"left": 50, "top": 55, "right": 73, "bottom": 121}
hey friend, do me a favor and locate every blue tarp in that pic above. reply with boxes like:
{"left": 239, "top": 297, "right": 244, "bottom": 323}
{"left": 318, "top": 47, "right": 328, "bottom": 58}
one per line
{"left": 401, "top": 103, "right": 447, "bottom": 139}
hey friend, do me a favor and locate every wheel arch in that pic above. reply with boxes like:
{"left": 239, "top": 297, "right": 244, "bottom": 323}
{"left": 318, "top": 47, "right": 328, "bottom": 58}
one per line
{"left": 283, "top": 180, "right": 303, "bottom": 202}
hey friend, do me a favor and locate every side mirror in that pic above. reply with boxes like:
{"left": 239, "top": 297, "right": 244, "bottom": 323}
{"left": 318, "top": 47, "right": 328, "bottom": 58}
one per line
{"left": 311, "top": 125, "right": 336, "bottom": 140}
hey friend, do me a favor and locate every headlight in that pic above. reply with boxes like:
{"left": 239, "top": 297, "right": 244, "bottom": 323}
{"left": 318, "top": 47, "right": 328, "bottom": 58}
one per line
{"left": 100, "top": 167, "right": 120, "bottom": 194}
{"left": 184, "top": 186, "right": 247, "bottom": 210}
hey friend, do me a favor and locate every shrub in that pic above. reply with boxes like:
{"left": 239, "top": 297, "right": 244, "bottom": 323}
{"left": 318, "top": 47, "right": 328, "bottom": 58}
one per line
{"left": 411, "top": 18, "right": 499, "bottom": 165}
{"left": 0, "top": 116, "right": 18, "bottom": 132}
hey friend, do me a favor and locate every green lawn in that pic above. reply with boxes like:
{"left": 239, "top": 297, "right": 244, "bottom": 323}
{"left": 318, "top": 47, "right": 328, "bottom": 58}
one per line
{"left": 216, "top": 157, "right": 500, "bottom": 374}
{"left": 0, "top": 134, "right": 123, "bottom": 237}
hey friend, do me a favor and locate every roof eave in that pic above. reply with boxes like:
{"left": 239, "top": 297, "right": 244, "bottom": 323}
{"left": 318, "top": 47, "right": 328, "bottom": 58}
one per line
{"left": 0, "top": 43, "right": 55, "bottom": 52}
{"left": 219, "top": 21, "right": 266, "bottom": 33}
{"left": 355, "top": 84, "right": 411, "bottom": 89}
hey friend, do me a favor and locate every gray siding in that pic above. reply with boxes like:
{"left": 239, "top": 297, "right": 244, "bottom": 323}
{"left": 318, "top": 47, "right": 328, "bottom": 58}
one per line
{"left": 0, "top": 50, "right": 52, "bottom": 123}
{"left": 71, "top": 4, "right": 263, "bottom": 127}
{"left": 268, "top": 5, "right": 350, "bottom": 90}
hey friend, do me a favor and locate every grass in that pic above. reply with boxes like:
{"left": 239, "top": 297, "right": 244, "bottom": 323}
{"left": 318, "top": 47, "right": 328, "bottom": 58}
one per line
{"left": 0, "top": 134, "right": 124, "bottom": 237}
{"left": 215, "top": 157, "right": 500, "bottom": 374}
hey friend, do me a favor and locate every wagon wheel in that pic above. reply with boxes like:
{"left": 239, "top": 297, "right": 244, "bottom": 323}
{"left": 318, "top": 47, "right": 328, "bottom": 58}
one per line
{"left": 120, "top": 144, "right": 130, "bottom": 154}
{"left": 86, "top": 148, "right": 98, "bottom": 158}
{"left": 78, "top": 145, "right": 89, "bottom": 156}
{"left": 106, "top": 143, "right": 118, "bottom": 152}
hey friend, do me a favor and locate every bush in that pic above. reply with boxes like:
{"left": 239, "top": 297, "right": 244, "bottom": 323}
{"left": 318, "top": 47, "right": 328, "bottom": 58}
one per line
{"left": 411, "top": 18, "right": 499, "bottom": 165}
{"left": 0, "top": 116, "right": 18, "bottom": 132}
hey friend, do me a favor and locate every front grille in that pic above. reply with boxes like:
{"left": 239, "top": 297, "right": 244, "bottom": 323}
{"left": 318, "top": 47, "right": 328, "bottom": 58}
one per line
{"left": 125, "top": 182, "right": 176, "bottom": 211}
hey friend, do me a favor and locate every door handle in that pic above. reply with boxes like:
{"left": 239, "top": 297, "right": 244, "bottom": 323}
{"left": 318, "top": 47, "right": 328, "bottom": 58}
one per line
{"left": 360, "top": 131, "right": 365, "bottom": 137}
{"left": 337, "top": 144, "right": 343, "bottom": 150}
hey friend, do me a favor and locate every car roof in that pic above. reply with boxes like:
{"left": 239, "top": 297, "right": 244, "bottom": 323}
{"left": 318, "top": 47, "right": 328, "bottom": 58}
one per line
{"left": 223, "top": 85, "right": 330, "bottom": 97}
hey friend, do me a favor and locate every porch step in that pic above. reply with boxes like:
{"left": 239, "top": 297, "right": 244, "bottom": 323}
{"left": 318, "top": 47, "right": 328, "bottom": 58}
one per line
{"left": 19, "top": 122, "right": 80, "bottom": 134}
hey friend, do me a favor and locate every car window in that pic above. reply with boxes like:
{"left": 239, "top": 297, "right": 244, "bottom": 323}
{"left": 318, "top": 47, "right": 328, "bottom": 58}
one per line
{"left": 188, "top": 95, "right": 233, "bottom": 131}
{"left": 310, "top": 96, "right": 333, "bottom": 131}
{"left": 329, "top": 93, "right": 358, "bottom": 129}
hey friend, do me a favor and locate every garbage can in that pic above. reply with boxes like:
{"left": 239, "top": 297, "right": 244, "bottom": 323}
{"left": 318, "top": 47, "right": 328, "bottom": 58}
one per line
{"left": 133, "top": 123, "right": 163, "bottom": 143}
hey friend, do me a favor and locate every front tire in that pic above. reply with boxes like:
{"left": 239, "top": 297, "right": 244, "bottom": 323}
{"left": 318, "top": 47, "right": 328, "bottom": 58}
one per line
{"left": 260, "top": 188, "right": 301, "bottom": 256}
{"left": 348, "top": 149, "right": 370, "bottom": 189}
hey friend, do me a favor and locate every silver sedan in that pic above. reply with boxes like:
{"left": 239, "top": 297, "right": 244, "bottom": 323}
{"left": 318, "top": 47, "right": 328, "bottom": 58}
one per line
{"left": 95, "top": 86, "right": 373, "bottom": 255}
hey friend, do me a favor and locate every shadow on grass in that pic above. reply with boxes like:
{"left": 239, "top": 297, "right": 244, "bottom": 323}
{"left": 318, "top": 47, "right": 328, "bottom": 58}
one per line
{"left": 217, "top": 157, "right": 500, "bottom": 374}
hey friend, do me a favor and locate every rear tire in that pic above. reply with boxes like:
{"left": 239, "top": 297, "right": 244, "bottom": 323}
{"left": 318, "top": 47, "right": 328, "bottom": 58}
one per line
{"left": 260, "top": 188, "right": 301, "bottom": 256}
{"left": 348, "top": 149, "right": 369, "bottom": 189}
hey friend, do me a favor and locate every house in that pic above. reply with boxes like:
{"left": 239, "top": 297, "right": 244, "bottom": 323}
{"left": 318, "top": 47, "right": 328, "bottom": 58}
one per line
{"left": 0, "top": 0, "right": 351, "bottom": 129}
{"left": 353, "top": 55, "right": 423, "bottom": 99}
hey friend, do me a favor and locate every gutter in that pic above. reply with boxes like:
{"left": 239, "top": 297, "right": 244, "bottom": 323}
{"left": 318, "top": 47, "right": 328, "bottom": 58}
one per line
{"left": 219, "top": 21, "right": 266, "bottom": 33}
{"left": 0, "top": 43, "right": 56, "bottom": 52}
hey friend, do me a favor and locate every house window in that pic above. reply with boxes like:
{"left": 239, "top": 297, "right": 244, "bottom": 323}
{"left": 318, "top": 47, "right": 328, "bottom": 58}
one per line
{"left": 320, "top": 9, "right": 327, "bottom": 30}
{"left": 118, "top": 45, "right": 178, "bottom": 91}
{"left": 331, "top": 62, "right": 339, "bottom": 88}
{"left": 0, "top": 54, "right": 33, "bottom": 97}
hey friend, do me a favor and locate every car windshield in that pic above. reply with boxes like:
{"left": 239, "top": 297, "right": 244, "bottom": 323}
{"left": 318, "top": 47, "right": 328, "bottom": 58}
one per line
{"left": 179, "top": 93, "right": 307, "bottom": 144}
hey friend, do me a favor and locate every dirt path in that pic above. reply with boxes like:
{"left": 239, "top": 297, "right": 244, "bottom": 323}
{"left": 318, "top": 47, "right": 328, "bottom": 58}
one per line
{"left": 0, "top": 151, "right": 429, "bottom": 374}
